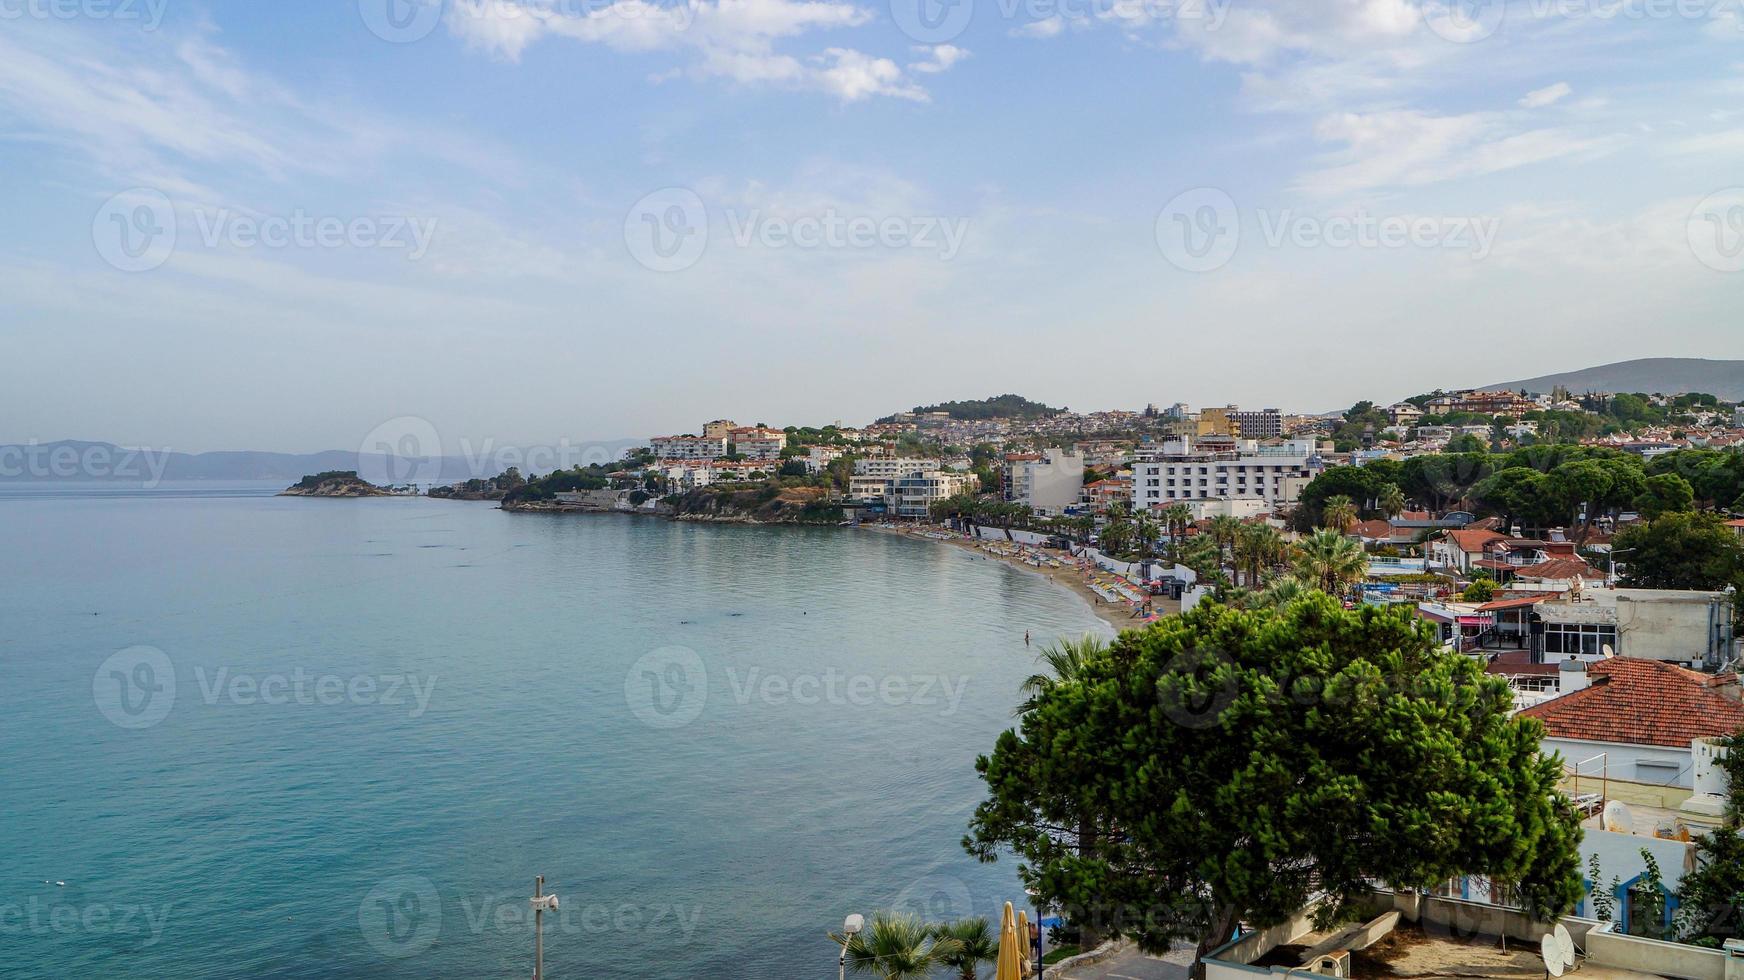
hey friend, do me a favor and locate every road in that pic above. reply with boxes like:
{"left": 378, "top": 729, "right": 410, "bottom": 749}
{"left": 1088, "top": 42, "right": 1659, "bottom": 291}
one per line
{"left": 1055, "top": 944, "right": 1193, "bottom": 980}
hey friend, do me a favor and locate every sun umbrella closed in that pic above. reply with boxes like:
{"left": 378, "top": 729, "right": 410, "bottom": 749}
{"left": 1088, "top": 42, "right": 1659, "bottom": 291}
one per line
{"left": 1016, "top": 910, "right": 1030, "bottom": 977}
{"left": 995, "top": 902, "right": 1022, "bottom": 980}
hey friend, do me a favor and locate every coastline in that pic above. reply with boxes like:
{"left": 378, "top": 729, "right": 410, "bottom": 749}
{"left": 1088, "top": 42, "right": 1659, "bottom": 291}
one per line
{"left": 852, "top": 521, "right": 1174, "bottom": 634}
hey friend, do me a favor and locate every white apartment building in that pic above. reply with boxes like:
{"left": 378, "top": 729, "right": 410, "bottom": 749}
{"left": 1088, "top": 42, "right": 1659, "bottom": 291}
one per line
{"left": 805, "top": 445, "right": 848, "bottom": 473}
{"left": 729, "top": 427, "right": 787, "bottom": 461}
{"left": 1132, "top": 435, "right": 1321, "bottom": 510}
{"left": 854, "top": 456, "right": 937, "bottom": 480}
{"left": 892, "top": 471, "right": 979, "bottom": 518}
{"left": 1003, "top": 448, "right": 1085, "bottom": 516}
{"left": 651, "top": 435, "right": 729, "bottom": 461}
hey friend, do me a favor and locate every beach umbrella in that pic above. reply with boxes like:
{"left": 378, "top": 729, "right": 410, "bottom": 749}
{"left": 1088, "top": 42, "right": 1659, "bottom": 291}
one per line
{"left": 995, "top": 902, "right": 1022, "bottom": 980}
{"left": 1016, "top": 909, "right": 1031, "bottom": 977}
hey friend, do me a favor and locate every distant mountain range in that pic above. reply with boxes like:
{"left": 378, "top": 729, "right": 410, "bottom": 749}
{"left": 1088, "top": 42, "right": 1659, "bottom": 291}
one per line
{"left": 1479, "top": 358, "right": 1744, "bottom": 399}
{"left": 0, "top": 439, "right": 642, "bottom": 483}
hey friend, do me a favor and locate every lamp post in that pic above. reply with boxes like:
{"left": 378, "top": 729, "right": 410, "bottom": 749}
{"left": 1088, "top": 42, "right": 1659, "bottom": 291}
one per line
{"left": 839, "top": 913, "right": 864, "bottom": 980}
{"left": 529, "top": 876, "right": 559, "bottom": 980}
{"left": 1607, "top": 548, "right": 1634, "bottom": 588}
{"left": 1025, "top": 888, "right": 1045, "bottom": 979}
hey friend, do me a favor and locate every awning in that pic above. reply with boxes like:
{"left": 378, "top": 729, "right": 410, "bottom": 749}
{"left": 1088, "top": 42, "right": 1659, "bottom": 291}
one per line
{"left": 1457, "top": 615, "right": 1494, "bottom": 626}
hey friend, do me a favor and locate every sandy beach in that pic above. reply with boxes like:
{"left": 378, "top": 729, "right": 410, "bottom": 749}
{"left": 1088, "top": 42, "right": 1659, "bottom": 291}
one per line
{"left": 853, "top": 521, "right": 1177, "bottom": 634}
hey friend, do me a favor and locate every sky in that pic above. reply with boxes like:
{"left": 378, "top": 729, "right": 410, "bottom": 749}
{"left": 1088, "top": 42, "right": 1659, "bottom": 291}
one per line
{"left": 3, "top": 0, "right": 1744, "bottom": 453}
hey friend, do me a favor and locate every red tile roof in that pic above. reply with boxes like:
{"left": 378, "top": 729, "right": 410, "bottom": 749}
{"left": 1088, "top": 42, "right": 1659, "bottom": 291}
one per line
{"left": 1518, "top": 658, "right": 1744, "bottom": 748}
{"left": 1443, "top": 528, "right": 1507, "bottom": 553}
{"left": 1351, "top": 519, "right": 1393, "bottom": 539}
{"left": 1515, "top": 557, "right": 1600, "bottom": 581}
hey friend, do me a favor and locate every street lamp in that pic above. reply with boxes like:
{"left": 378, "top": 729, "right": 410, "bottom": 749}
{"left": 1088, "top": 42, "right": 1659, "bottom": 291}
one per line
{"left": 1025, "top": 888, "right": 1045, "bottom": 979}
{"left": 1607, "top": 548, "right": 1635, "bottom": 588}
{"left": 839, "top": 913, "right": 864, "bottom": 980}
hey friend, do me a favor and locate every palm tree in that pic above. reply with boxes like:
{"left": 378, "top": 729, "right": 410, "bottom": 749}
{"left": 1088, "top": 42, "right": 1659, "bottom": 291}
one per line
{"left": 1207, "top": 514, "right": 1242, "bottom": 565}
{"left": 831, "top": 912, "right": 962, "bottom": 980}
{"left": 1291, "top": 528, "right": 1367, "bottom": 597}
{"left": 1017, "top": 634, "right": 1108, "bottom": 715}
{"left": 1321, "top": 494, "right": 1358, "bottom": 533}
{"left": 1159, "top": 504, "right": 1193, "bottom": 563}
{"left": 1377, "top": 483, "right": 1407, "bottom": 519}
{"left": 1234, "top": 523, "right": 1285, "bottom": 587}
{"left": 1258, "top": 575, "right": 1310, "bottom": 607}
{"left": 932, "top": 917, "right": 998, "bottom": 980}
{"left": 1099, "top": 513, "right": 1133, "bottom": 557}
{"left": 1132, "top": 513, "right": 1159, "bottom": 560}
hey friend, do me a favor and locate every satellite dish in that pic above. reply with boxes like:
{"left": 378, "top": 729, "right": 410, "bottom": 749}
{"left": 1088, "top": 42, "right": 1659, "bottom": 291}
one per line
{"left": 1553, "top": 924, "right": 1576, "bottom": 970}
{"left": 1602, "top": 800, "right": 1635, "bottom": 834}
{"left": 1541, "top": 934, "right": 1566, "bottom": 978}
{"left": 1601, "top": 643, "right": 1615, "bottom": 659}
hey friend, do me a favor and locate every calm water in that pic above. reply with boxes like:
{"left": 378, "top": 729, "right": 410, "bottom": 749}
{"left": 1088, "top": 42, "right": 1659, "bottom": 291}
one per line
{"left": 0, "top": 484, "right": 1108, "bottom": 978}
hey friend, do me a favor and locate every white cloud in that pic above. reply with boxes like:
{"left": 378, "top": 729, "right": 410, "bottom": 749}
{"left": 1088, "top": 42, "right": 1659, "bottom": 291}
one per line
{"left": 1295, "top": 108, "right": 1620, "bottom": 196}
{"left": 442, "top": 0, "right": 934, "bottom": 100}
{"left": 1519, "top": 81, "right": 1572, "bottom": 108}
{"left": 908, "top": 44, "right": 969, "bottom": 73}
{"left": 1012, "top": 16, "right": 1067, "bottom": 38}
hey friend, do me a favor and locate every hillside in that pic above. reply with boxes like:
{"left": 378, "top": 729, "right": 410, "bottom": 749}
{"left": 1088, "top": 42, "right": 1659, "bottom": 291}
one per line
{"left": 1479, "top": 358, "right": 1744, "bottom": 399}
{"left": 888, "top": 394, "right": 1065, "bottom": 421}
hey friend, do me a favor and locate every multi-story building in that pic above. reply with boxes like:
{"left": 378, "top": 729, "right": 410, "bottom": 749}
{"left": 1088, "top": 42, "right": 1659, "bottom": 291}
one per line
{"left": 729, "top": 427, "right": 787, "bottom": 461}
{"left": 702, "top": 419, "right": 738, "bottom": 440}
{"left": 1386, "top": 402, "right": 1424, "bottom": 427}
{"left": 892, "top": 470, "right": 979, "bottom": 518}
{"left": 1196, "top": 406, "right": 1240, "bottom": 437}
{"left": 1227, "top": 407, "right": 1284, "bottom": 439}
{"left": 854, "top": 456, "right": 936, "bottom": 480}
{"left": 805, "top": 445, "right": 847, "bottom": 473}
{"left": 1002, "top": 448, "right": 1085, "bottom": 516}
{"left": 650, "top": 435, "right": 729, "bottom": 461}
{"left": 1131, "top": 435, "right": 1322, "bottom": 510}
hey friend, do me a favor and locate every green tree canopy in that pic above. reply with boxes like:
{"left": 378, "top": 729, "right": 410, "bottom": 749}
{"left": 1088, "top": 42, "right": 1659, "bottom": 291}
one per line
{"left": 1613, "top": 512, "right": 1744, "bottom": 593}
{"left": 965, "top": 595, "right": 1584, "bottom": 974}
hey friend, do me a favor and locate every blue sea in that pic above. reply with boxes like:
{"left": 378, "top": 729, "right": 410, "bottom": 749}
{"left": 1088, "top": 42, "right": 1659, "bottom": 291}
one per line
{"left": 0, "top": 483, "right": 1108, "bottom": 978}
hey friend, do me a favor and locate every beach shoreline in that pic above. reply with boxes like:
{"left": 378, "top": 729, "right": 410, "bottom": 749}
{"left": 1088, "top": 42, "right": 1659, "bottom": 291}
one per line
{"left": 852, "top": 521, "right": 1175, "bottom": 634}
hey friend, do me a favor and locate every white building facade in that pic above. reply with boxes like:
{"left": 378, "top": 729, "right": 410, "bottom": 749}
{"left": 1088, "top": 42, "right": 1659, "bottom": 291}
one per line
{"left": 1004, "top": 448, "right": 1085, "bottom": 516}
{"left": 650, "top": 435, "right": 729, "bottom": 461}
{"left": 1132, "top": 436, "right": 1322, "bottom": 511}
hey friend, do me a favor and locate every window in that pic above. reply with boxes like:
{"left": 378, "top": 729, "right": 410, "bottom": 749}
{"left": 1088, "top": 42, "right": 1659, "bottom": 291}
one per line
{"left": 1542, "top": 623, "right": 1617, "bottom": 656}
